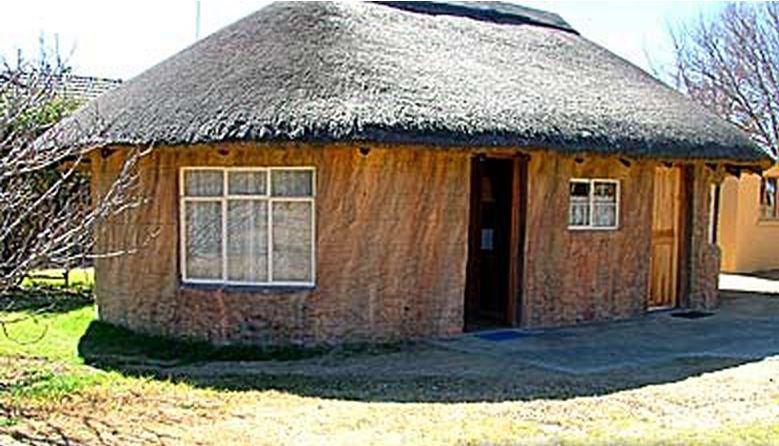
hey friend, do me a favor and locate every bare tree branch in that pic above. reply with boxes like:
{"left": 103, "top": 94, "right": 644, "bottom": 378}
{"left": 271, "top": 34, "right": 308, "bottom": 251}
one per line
{"left": 669, "top": 3, "right": 779, "bottom": 157}
{"left": 0, "top": 46, "right": 151, "bottom": 307}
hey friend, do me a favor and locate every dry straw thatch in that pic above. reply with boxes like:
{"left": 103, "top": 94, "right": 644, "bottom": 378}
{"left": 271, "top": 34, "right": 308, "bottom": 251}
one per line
{"left": 51, "top": 1, "right": 771, "bottom": 162}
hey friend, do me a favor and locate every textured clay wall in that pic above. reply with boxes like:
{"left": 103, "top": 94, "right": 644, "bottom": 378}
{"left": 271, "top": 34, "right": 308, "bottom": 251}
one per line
{"left": 687, "top": 164, "right": 720, "bottom": 309}
{"left": 718, "top": 175, "right": 741, "bottom": 272}
{"left": 92, "top": 144, "right": 722, "bottom": 343}
{"left": 91, "top": 143, "right": 470, "bottom": 345}
{"left": 521, "top": 153, "right": 720, "bottom": 327}
{"left": 521, "top": 152, "right": 654, "bottom": 327}
{"left": 718, "top": 166, "right": 779, "bottom": 273}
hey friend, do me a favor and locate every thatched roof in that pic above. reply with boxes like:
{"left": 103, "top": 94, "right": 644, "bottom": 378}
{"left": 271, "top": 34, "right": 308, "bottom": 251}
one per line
{"left": 50, "top": 1, "right": 771, "bottom": 162}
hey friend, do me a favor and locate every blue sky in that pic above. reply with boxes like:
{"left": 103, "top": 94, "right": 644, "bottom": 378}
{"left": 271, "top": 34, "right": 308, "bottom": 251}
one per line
{"left": 0, "top": 1, "right": 726, "bottom": 80}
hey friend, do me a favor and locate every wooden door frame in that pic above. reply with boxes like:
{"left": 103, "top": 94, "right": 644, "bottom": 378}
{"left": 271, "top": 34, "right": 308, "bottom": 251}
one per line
{"left": 508, "top": 155, "right": 528, "bottom": 325}
{"left": 464, "top": 157, "right": 484, "bottom": 323}
{"left": 464, "top": 154, "right": 528, "bottom": 328}
{"left": 676, "top": 165, "right": 694, "bottom": 308}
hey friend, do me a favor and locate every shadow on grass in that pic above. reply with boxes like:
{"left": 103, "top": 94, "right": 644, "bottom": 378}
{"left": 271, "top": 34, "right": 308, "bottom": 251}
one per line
{"left": 0, "top": 285, "right": 93, "bottom": 314}
{"left": 76, "top": 320, "right": 763, "bottom": 403}
{"left": 77, "top": 321, "right": 405, "bottom": 368}
{"left": 177, "top": 356, "right": 756, "bottom": 403}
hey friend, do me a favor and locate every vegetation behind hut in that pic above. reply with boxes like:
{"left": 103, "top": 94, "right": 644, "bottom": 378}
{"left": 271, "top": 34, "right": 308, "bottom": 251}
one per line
{"left": 0, "top": 48, "right": 145, "bottom": 310}
{"left": 670, "top": 2, "right": 779, "bottom": 157}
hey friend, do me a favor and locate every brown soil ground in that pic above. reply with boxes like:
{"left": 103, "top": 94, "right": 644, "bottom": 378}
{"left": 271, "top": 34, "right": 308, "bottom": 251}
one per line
{"left": 2, "top": 351, "right": 779, "bottom": 445}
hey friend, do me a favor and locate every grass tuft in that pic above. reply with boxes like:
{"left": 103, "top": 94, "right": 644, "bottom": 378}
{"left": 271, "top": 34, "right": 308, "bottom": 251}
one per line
{"left": 0, "top": 416, "right": 18, "bottom": 427}
{"left": 8, "top": 371, "right": 108, "bottom": 401}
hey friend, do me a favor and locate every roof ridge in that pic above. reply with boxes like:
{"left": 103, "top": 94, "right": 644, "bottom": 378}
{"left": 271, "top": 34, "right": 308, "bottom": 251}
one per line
{"left": 373, "top": 1, "right": 578, "bottom": 33}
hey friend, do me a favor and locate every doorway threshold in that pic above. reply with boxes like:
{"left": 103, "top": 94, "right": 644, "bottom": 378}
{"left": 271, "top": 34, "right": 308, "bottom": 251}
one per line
{"left": 474, "top": 330, "right": 532, "bottom": 342}
{"left": 647, "top": 305, "right": 675, "bottom": 312}
{"left": 464, "top": 318, "right": 511, "bottom": 333}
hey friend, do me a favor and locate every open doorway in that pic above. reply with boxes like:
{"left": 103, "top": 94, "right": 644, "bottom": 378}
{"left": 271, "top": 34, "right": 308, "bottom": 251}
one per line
{"left": 464, "top": 156, "right": 524, "bottom": 331}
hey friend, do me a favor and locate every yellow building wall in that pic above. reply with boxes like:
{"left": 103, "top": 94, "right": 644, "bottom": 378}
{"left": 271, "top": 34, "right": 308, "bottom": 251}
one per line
{"left": 719, "top": 165, "right": 779, "bottom": 273}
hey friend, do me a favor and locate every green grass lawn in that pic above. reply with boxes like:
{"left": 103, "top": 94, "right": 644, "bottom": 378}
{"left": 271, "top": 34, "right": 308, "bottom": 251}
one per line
{"left": 1, "top": 268, "right": 95, "bottom": 362}
{"left": 0, "top": 306, "right": 94, "bottom": 362}
{"left": 0, "top": 269, "right": 125, "bottom": 410}
{"left": 21, "top": 267, "right": 94, "bottom": 289}
{"left": 4, "top": 268, "right": 382, "bottom": 366}
{"left": 1, "top": 269, "right": 778, "bottom": 445}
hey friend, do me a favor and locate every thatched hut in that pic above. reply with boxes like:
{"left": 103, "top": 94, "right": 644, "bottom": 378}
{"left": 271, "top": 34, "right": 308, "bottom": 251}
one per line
{"left": 51, "top": 1, "right": 772, "bottom": 345}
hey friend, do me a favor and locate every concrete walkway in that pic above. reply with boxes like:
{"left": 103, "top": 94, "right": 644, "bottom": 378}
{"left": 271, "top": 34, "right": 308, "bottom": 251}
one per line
{"left": 720, "top": 272, "right": 779, "bottom": 294}
{"left": 429, "top": 284, "right": 779, "bottom": 374}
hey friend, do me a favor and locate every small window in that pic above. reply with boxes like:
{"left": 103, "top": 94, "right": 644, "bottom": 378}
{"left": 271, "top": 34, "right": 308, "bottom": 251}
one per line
{"left": 569, "top": 179, "right": 619, "bottom": 230}
{"left": 760, "top": 177, "right": 779, "bottom": 220}
{"left": 180, "top": 167, "right": 315, "bottom": 286}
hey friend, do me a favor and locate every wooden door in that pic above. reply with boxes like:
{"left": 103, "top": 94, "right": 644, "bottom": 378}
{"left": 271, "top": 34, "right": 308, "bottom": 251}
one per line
{"left": 649, "top": 166, "right": 681, "bottom": 309}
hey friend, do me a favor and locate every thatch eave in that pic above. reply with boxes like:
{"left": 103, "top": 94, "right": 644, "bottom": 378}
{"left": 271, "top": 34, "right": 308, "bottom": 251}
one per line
{"left": 43, "top": 1, "right": 773, "bottom": 165}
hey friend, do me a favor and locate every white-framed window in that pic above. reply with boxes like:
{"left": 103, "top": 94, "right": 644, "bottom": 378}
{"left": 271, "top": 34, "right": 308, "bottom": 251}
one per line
{"left": 760, "top": 177, "right": 779, "bottom": 220}
{"left": 568, "top": 179, "right": 619, "bottom": 230}
{"left": 179, "top": 167, "right": 315, "bottom": 287}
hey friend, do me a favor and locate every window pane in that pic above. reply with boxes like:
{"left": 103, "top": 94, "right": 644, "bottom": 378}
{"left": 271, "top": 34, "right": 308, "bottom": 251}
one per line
{"left": 570, "top": 202, "right": 590, "bottom": 226}
{"left": 593, "top": 203, "right": 617, "bottom": 227}
{"left": 271, "top": 170, "right": 313, "bottom": 197}
{"left": 184, "top": 201, "right": 222, "bottom": 280}
{"left": 570, "top": 181, "right": 590, "bottom": 198}
{"left": 773, "top": 179, "right": 779, "bottom": 218}
{"left": 569, "top": 181, "right": 590, "bottom": 226}
{"left": 228, "top": 170, "right": 267, "bottom": 196}
{"left": 593, "top": 181, "right": 617, "bottom": 203}
{"left": 184, "top": 170, "right": 223, "bottom": 197}
{"left": 226, "top": 200, "right": 268, "bottom": 282}
{"left": 762, "top": 178, "right": 778, "bottom": 219}
{"left": 272, "top": 201, "right": 313, "bottom": 282}
{"left": 761, "top": 178, "right": 770, "bottom": 218}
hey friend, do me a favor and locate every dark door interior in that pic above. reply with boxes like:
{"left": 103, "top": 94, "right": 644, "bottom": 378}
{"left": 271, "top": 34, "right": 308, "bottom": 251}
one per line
{"left": 465, "top": 157, "right": 514, "bottom": 330}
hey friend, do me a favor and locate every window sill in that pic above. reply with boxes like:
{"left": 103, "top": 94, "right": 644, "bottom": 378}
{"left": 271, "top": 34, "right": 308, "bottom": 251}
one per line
{"left": 180, "top": 282, "right": 316, "bottom": 294}
{"left": 568, "top": 226, "right": 619, "bottom": 231}
{"left": 757, "top": 218, "right": 779, "bottom": 226}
